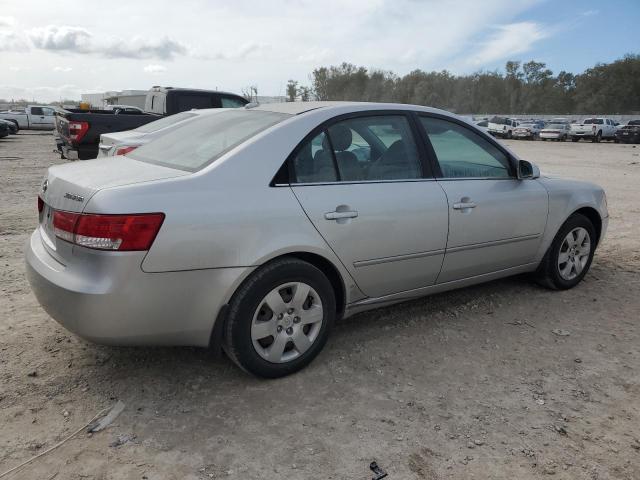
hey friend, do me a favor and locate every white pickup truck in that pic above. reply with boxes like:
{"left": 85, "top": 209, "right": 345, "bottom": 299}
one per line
{"left": 569, "top": 117, "right": 617, "bottom": 142}
{"left": 487, "top": 116, "right": 520, "bottom": 138}
{"left": 0, "top": 105, "right": 57, "bottom": 131}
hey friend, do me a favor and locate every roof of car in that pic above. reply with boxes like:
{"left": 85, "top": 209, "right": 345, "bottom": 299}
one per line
{"left": 250, "top": 101, "right": 448, "bottom": 116}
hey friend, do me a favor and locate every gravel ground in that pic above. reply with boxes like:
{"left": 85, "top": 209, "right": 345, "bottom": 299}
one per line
{"left": 1, "top": 132, "right": 639, "bottom": 479}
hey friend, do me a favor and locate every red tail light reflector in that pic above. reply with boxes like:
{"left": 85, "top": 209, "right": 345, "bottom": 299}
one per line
{"left": 68, "top": 121, "right": 90, "bottom": 144}
{"left": 52, "top": 210, "right": 164, "bottom": 251}
{"left": 115, "top": 145, "right": 139, "bottom": 156}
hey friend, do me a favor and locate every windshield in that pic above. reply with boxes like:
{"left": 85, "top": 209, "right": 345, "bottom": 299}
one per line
{"left": 133, "top": 111, "right": 198, "bottom": 133}
{"left": 546, "top": 123, "right": 565, "bottom": 129}
{"left": 129, "top": 110, "right": 290, "bottom": 171}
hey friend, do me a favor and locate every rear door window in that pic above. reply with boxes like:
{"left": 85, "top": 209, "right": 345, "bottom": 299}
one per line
{"left": 291, "top": 115, "right": 422, "bottom": 183}
{"left": 30, "top": 107, "right": 44, "bottom": 115}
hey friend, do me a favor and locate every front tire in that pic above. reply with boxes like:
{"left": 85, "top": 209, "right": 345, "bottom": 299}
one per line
{"left": 536, "top": 214, "right": 596, "bottom": 290}
{"left": 223, "top": 258, "right": 336, "bottom": 378}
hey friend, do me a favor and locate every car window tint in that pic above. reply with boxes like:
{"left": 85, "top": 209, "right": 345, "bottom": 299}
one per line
{"left": 326, "top": 116, "right": 421, "bottom": 182}
{"left": 31, "top": 107, "right": 43, "bottom": 115}
{"left": 221, "top": 97, "right": 247, "bottom": 108}
{"left": 42, "top": 107, "right": 55, "bottom": 116}
{"left": 176, "top": 95, "right": 213, "bottom": 111}
{"left": 420, "top": 116, "right": 512, "bottom": 179}
{"left": 292, "top": 131, "right": 338, "bottom": 183}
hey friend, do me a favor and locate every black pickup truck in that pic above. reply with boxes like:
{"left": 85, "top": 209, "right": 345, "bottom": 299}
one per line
{"left": 56, "top": 87, "right": 248, "bottom": 160}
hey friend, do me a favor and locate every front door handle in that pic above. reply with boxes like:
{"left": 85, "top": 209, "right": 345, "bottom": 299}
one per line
{"left": 325, "top": 210, "right": 358, "bottom": 220}
{"left": 452, "top": 200, "right": 477, "bottom": 210}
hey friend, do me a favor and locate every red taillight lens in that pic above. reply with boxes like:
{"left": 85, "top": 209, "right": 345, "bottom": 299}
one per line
{"left": 52, "top": 210, "right": 164, "bottom": 251}
{"left": 68, "top": 121, "right": 90, "bottom": 144}
{"left": 114, "top": 145, "right": 139, "bottom": 156}
{"left": 53, "top": 210, "right": 80, "bottom": 243}
{"left": 37, "top": 196, "right": 44, "bottom": 213}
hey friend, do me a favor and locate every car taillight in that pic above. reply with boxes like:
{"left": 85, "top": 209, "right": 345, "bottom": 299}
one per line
{"left": 115, "top": 145, "right": 139, "bottom": 156}
{"left": 52, "top": 210, "right": 164, "bottom": 251}
{"left": 37, "top": 196, "right": 44, "bottom": 213}
{"left": 68, "top": 121, "right": 90, "bottom": 144}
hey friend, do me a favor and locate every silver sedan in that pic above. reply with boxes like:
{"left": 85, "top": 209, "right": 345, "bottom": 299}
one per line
{"left": 26, "top": 102, "right": 608, "bottom": 377}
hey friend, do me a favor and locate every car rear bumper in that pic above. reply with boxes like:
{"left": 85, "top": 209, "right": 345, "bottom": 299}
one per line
{"left": 25, "top": 229, "right": 251, "bottom": 347}
{"left": 540, "top": 133, "right": 562, "bottom": 139}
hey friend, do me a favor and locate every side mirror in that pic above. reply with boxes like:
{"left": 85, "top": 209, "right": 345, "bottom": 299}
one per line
{"left": 517, "top": 159, "right": 540, "bottom": 179}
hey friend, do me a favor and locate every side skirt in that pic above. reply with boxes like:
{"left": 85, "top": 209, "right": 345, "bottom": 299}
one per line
{"left": 344, "top": 262, "right": 539, "bottom": 317}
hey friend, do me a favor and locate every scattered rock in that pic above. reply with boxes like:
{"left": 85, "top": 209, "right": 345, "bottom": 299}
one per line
{"left": 574, "top": 358, "right": 582, "bottom": 363}
{"left": 27, "top": 371, "right": 37, "bottom": 377}
{"left": 109, "top": 433, "right": 136, "bottom": 448}
{"left": 466, "top": 441, "right": 475, "bottom": 449}
{"left": 551, "top": 329, "right": 571, "bottom": 337}
{"left": 473, "top": 439, "right": 484, "bottom": 446}
{"left": 554, "top": 425, "right": 568, "bottom": 435}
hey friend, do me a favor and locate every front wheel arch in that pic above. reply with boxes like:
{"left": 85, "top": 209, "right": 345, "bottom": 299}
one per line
{"left": 571, "top": 207, "right": 602, "bottom": 246}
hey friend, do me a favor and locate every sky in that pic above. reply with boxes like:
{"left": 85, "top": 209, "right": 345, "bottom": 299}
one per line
{"left": 0, "top": 0, "right": 638, "bottom": 102}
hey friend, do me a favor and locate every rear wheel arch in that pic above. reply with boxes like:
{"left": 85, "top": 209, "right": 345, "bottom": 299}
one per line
{"left": 272, "top": 252, "right": 346, "bottom": 318}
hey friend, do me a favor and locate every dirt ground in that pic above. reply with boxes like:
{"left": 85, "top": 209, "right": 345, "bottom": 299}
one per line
{"left": 1, "top": 132, "right": 639, "bottom": 480}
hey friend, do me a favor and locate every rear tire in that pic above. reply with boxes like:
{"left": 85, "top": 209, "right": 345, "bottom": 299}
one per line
{"left": 571, "top": 137, "right": 579, "bottom": 142}
{"left": 592, "top": 131, "right": 602, "bottom": 143}
{"left": 223, "top": 258, "right": 336, "bottom": 378}
{"left": 535, "top": 214, "right": 596, "bottom": 290}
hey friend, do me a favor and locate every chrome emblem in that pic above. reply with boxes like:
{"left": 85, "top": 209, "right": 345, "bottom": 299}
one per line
{"left": 64, "top": 192, "right": 84, "bottom": 202}
{"left": 41, "top": 179, "right": 48, "bottom": 193}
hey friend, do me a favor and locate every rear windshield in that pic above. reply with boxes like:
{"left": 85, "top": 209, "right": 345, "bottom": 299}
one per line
{"left": 133, "top": 112, "right": 198, "bottom": 133}
{"left": 584, "top": 118, "right": 603, "bottom": 124}
{"left": 129, "top": 110, "right": 290, "bottom": 172}
{"left": 546, "top": 123, "right": 565, "bottom": 129}
{"left": 489, "top": 116, "right": 506, "bottom": 124}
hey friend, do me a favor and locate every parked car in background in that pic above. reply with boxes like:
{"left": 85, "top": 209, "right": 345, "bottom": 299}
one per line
{"left": 540, "top": 122, "right": 571, "bottom": 141}
{"left": 1, "top": 105, "right": 57, "bottom": 131}
{"left": 97, "top": 110, "right": 208, "bottom": 157}
{"left": 570, "top": 118, "right": 617, "bottom": 142}
{"left": 488, "top": 116, "right": 519, "bottom": 138}
{"left": 0, "top": 121, "right": 9, "bottom": 138}
{"left": 55, "top": 87, "right": 248, "bottom": 160}
{"left": 513, "top": 121, "right": 543, "bottom": 140}
{"left": 0, "top": 118, "right": 19, "bottom": 134}
{"left": 474, "top": 119, "right": 489, "bottom": 133}
{"left": 615, "top": 119, "right": 640, "bottom": 144}
{"left": 27, "top": 101, "right": 608, "bottom": 378}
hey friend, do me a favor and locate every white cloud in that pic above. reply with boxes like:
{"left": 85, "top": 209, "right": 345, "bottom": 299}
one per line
{"left": 143, "top": 64, "right": 167, "bottom": 73}
{"left": 25, "top": 25, "right": 186, "bottom": 59}
{"left": 465, "top": 22, "right": 550, "bottom": 67}
{"left": 0, "top": 16, "right": 17, "bottom": 28}
{"left": 53, "top": 66, "right": 73, "bottom": 72}
{"left": 582, "top": 10, "right": 598, "bottom": 17}
{"left": 28, "top": 25, "right": 92, "bottom": 52}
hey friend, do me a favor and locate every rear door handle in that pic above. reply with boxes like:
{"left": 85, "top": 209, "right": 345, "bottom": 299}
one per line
{"left": 452, "top": 201, "right": 477, "bottom": 210}
{"left": 325, "top": 210, "right": 358, "bottom": 220}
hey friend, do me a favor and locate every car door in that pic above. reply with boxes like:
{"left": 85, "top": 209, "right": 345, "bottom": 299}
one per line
{"left": 40, "top": 107, "right": 56, "bottom": 129}
{"left": 290, "top": 113, "right": 449, "bottom": 298}
{"left": 29, "top": 107, "right": 47, "bottom": 128}
{"left": 417, "top": 115, "right": 548, "bottom": 283}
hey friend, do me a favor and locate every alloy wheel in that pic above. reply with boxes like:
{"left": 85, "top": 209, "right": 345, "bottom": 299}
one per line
{"left": 557, "top": 227, "right": 591, "bottom": 281}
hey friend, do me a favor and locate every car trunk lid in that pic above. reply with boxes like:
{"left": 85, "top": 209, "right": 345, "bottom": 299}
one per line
{"left": 38, "top": 156, "right": 188, "bottom": 263}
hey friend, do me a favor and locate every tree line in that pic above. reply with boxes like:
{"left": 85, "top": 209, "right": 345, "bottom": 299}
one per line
{"left": 285, "top": 54, "right": 640, "bottom": 114}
